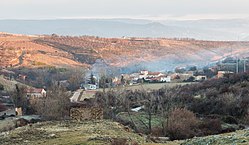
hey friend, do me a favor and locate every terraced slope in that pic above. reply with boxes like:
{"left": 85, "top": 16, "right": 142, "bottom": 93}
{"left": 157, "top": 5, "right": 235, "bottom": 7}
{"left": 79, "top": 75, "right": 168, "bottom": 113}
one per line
{"left": 0, "top": 34, "right": 87, "bottom": 68}
{"left": 1, "top": 33, "right": 249, "bottom": 70}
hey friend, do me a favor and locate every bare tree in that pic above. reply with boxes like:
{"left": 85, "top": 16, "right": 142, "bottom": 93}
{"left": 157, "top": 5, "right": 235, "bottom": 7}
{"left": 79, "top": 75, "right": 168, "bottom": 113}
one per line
{"left": 67, "top": 69, "right": 86, "bottom": 91}
{"left": 34, "top": 84, "right": 70, "bottom": 120}
{"left": 11, "top": 84, "right": 29, "bottom": 114}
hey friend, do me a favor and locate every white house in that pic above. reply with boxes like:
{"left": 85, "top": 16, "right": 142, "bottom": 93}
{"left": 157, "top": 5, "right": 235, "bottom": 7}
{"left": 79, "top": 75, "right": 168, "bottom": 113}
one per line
{"left": 159, "top": 76, "right": 171, "bottom": 82}
{"left": 83, "top": 84, "right": 97, "bottom": 90}
{"left": 195, "top": 75, "right": 207, "bottom": 81}
{"left": 139, "top": 70, "right": 149, "bottom": 79}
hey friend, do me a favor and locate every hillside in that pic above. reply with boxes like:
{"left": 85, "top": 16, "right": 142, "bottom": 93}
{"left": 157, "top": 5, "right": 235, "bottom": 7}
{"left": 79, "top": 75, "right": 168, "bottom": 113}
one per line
{"left": 0, "top": 120, "right": 149, "bottom": 145}
{"left": 1, "top": 119, "right": 249, "bottom": 145}
{"left": 1, "top": 33, "right": 249, "bottom": 71}
{"left": 0, "top": 75, "right": 30, "bottom": 92}
{"left": 0, "top": 34, "right": 87, "bottom": 69}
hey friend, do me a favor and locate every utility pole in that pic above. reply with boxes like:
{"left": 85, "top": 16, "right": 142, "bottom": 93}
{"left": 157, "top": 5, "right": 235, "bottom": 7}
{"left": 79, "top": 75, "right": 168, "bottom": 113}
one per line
{"left": 236, "top": 57, "right": 239, "bottom": 74}
{"left": 244, "top": 59, "right": 247, "bottom": 72}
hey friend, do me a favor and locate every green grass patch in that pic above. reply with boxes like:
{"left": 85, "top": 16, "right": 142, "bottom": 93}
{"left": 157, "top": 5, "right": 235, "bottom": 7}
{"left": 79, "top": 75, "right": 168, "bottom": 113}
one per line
{"left": 117, "top": 112, "right": 164, "bottom": 132}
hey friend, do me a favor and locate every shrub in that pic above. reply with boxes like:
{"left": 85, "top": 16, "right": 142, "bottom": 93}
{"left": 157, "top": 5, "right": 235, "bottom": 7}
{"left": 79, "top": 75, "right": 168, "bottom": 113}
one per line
{"left": 0, "top": 103, "right": 6, "bottom": 112}
{"left": 165, "top": 108, "right": 199, "bottom": 140}
{"left": 111, "top": 138, "right": 128, "bottom": 145}
{"left": 222, "top": 116, "right": 238, "bottom": 124}
{"left": 151, "top": 127, "right": 164, "bottom": 137}
{"left": 242, "top": 113, "right": 249, "bottom": 125}
{"left": 198, "top": 119, "right": 222, "bottom": 136}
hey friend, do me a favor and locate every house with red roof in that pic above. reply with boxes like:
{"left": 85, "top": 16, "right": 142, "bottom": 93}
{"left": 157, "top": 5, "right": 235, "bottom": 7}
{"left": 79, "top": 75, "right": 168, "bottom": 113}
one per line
{"left": 25, "top": 88, "right": 46, "bottom": 99}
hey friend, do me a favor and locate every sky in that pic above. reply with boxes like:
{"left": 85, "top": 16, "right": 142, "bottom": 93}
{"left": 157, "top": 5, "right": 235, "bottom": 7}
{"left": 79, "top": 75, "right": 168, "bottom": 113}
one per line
{"left": 1, "top": 0, "right": 249, "bottom": 20}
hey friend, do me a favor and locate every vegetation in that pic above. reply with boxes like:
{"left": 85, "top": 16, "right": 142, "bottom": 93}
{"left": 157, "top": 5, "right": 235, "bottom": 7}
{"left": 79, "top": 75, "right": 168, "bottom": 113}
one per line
{"left": 33, "top": 85, "right": 71, "bottom": 120}
{"left": 10, "top": 67, "right": 85, "bottom": 90}
{"left": 2, "top": 34, "right": 249, "bottom": 70}
{"left": 94, "top": 72, "right": 249, "bottom": 140}
{"left": 166, "top": 108, "right": 199, "bottom": 140}
{"left": 0, "top": 120, "right": 145, "bottom": 145}
{"left": 0, "top": 83, "right": 4, "bottom": 91}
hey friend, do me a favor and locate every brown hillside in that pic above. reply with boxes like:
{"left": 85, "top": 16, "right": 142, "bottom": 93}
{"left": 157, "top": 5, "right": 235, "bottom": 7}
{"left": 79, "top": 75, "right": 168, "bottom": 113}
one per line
{"left": 0, "top": 35, "right": 87, "bottom": 68}
{"left": 1, "top": 34, "right": 249, "bottom": 69}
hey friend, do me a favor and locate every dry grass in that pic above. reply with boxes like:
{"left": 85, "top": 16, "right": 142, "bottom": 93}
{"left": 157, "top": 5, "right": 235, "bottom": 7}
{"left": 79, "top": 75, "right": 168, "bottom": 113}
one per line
{"left": 0, "top": 118, "right": 16, "bottom": 132}
{"left": 96, "top": 82, "right": 192, "bottom": 92}
{"left": 2, "top": 34, "right": 249, "bottom": 69}
{"left": 0, "top": 75, "right": 30, "bottom": 92}
{"left": 0, "top": 120, "right": 148, "bottom": 145}
{"left": 1, "top": 119, "right": 249, "bottom": 145}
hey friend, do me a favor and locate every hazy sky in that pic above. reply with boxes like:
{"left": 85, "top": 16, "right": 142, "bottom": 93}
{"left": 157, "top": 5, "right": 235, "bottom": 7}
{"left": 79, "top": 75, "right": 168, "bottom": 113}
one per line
{"left": 1, "top": 0, "right": 249, "bottom": 20}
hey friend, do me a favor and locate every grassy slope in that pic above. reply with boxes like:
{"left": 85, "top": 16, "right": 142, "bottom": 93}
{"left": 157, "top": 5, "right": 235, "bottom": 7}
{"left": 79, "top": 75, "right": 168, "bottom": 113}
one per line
{"left": 0, "top": 120, "right": 147, "bottom": 145}
{"left": 0, "top": 75, "right": 30, "bottom": 92}
{"left": 1, "top": 119, "right": 249, "bottom": 145}
{"left": 181, "top": 129, "right": 249, "bottom": 145}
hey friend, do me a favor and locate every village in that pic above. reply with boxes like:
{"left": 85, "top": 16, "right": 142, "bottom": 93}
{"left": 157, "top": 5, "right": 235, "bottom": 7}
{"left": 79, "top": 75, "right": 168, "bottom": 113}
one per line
{"left": 1, "top": 56, "right": 247, "bottom": 121}
{"left": 1, "top": 54, "right": 249, "bottom": 144}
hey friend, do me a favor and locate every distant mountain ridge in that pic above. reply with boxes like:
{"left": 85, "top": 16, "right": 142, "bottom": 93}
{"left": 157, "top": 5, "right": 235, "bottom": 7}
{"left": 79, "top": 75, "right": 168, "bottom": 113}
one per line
{"left": 0, "top": 18, "right": 249, "bottom": 41}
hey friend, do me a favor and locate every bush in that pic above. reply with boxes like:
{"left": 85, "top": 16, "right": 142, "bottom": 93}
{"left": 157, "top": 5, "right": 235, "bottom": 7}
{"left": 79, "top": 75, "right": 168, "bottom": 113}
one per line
{"left": 222, "top": 116, "right": 238, "bottom": 124}
{"left": 165, "top": 108, "right": 199, "bottom": 140}
{"left": 0, "top": 103, "right": 6, "bottom": 112}
{"left": 111, "top": 138, "right": 128, "bottom": 145}
{"left": 151, "top": 127, "right": 164, "bottom": 137}
{"left": 198, "top": 119, "right": 222, "bottom": 136}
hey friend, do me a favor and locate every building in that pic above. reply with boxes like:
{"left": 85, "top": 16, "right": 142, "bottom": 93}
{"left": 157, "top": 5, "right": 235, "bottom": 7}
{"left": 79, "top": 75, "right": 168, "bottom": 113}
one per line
{"left": 217, "top": 71, "right": 234, "bottom": 78}
{"left": 195, "top": 75, "right": 207, "bottom": 81}
{"left": 159, "top": 76, "right": 171, "bottom": 82}
{"left": 82, "top": 84, "right": 97, "bottom": 90}
{"left": 147, "top": 72, "right": 164, "bottom": 78}
{"left": 26, "top": 88, "right": 46, "bottom": 99}
{"left": 139, "top": 70, "right": 149, "bottom": 79}
{"left": 148, "top": 75, "right": 171, "bottom": 83}
{"left": 139, "top": 70, "right": 165, "bottom": 79}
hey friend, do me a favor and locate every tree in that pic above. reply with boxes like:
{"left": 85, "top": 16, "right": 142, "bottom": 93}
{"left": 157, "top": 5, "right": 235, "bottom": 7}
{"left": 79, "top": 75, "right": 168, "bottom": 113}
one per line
{"left": 89, "top": 73, "right": 96, "bottom": 85}
{"left": 0, "top": 83, "right": 4, "bottom": 91}
{"left": 189, "top": 66, "right": 197, "bottom": 71}
{"left": 34, "top": 85, "right": 70, "bottom": 120}
{"left": 11, "top": 84, "right": 29, "bottom": 114}
{"left": 67, "top": 69, "right": 85, "bottom": 91}
{"left": 121, "top": 75, "right": 125, "bottom": 85}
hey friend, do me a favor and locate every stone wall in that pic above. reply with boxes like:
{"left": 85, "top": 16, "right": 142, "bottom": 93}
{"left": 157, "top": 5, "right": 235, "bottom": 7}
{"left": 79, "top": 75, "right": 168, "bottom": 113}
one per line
{"left": 70, "top": 107, "right": 103, "bottom": 121}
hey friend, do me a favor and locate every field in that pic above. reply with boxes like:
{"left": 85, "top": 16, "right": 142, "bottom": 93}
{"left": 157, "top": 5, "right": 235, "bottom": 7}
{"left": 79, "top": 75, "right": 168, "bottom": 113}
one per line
{"left": 117, "top": 112, "right": 163, "bottom": 132}
{"left": 96, "top": 82, "right": 193, "bottom": 92}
